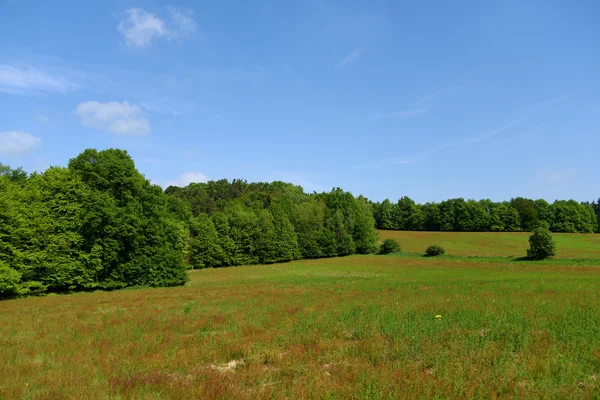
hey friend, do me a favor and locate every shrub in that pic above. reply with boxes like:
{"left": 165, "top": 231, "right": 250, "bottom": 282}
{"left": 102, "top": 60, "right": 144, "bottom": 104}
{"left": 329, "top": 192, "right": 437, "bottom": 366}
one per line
{"left": 18, "top": 281, "right": 47, "bottom": 297}
{"left": 425, "top": 244, "right": 445, "bottom": 257}
{"left": 527, "top": 225, "right": 556, "bottom": 260}
{"left": 0, "top": 264, "right": 22, "bottom": 299}
{"left": 379, "top": 239, "right": 401, "bottom": 254}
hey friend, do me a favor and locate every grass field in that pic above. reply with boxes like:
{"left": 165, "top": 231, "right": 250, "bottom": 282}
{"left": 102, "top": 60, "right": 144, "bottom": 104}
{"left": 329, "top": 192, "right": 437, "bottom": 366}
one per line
{"left": 1, "top": 233, "right": 600, "bottom": 399}
{"left": 378, "top": 230, "right": 600, "bottom": 259}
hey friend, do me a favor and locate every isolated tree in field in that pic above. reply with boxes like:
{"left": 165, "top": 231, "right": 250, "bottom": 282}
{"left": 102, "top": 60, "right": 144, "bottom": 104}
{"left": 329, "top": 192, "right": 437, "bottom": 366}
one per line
{"left": 425, "top": 244, "right": 445, "bottom": 257}
{"left": 527, "top": 224, "right": 557, "bottom": 260}
{"left": 379, "top": 239, "right": 401, "bottom": 254}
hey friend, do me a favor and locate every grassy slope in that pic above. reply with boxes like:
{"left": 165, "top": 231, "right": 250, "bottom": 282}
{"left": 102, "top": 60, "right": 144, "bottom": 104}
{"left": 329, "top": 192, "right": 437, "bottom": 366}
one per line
{"left": 378, "top": 230, "right": 600, "bottom": 258}
{"left": 1, "top": 253, "right": 600, "bottom": 399}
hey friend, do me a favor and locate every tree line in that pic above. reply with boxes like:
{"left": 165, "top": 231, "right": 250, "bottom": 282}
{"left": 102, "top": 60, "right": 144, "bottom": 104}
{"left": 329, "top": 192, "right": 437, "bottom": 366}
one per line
{"left": 0, "top": 148, "right": 378, "bottom": 299}
{"left": 372, "top": 197, "right": 599, "bottom": 233}
{"left": 164, "top": 179, "right": 378, "bottom": 268}
{"left": 2, "top": 147, "right": 599, "bottom": 299}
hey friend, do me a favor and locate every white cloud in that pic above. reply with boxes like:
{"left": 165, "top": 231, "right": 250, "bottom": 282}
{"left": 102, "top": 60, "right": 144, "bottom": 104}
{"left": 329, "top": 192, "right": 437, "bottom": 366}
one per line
{"left": 75, "top": 101, "right": 150, "bottom": 136}
{"left": 334, "top": 50, "right": 361, "bottom": 69}
{"left": 369, "top": 86, "right": 466, "bottom": 119}
{"left": 0, "top": 64, "right": 77, "bottom": 94}
{"left": 0, "top": 131, "right": 42, "bottom": 155}
{"left": 164, "top": 171, "right": 208, "bottom": 188}
{"left": 117, "top": 7, "right": 197, "bottom": 48}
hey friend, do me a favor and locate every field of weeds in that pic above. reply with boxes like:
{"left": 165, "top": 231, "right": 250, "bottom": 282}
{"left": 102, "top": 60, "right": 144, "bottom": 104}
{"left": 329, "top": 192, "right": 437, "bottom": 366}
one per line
{"left": 1, "top": 236, "right": 600, "bottom": 399}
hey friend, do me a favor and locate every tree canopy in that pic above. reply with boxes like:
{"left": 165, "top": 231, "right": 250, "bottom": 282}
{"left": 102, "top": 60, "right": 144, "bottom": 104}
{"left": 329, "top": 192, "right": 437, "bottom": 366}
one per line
{"left": 372, "top": 196, "right": 598, "bottom": 233}
{"left": 0, "top": 149, "right": 188, "bottom": 299}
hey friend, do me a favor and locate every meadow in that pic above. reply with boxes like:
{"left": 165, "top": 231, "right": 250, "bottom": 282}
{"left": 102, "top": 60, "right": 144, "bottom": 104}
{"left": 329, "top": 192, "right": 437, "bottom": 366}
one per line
{"left": 1, "top": 232, "right": 600, "bottom": 399}
{"left": 379, "top": 230, "right": 600, "bottom": 259}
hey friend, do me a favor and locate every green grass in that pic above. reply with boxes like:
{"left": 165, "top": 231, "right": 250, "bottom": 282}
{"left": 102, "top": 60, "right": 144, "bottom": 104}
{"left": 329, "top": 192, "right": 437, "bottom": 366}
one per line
{"left": 378, "top": 230, "right": 600, "bottom": 258}
{"left": 1, "top": 233, "right": 600, "bottom": 398}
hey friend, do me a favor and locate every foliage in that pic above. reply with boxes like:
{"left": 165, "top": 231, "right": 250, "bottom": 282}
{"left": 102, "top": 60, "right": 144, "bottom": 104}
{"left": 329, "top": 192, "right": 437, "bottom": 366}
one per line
{"left": 527, "top": 225, "right": 557, "bottom": 260}
{"left": 168, "top": 184, "right": 379, "bottom": 266}
{"left": 425, "top": 244, "right": 445, "bottom": 257}
{"left": 0, "top": 263, "right": 21, "bottom": 299}
{"left": 379, "top": 239, "right": 401, "bottom": 254}
{"left": 0, "top": 149, "right": 189, "bottom": 298}
{"left": 371, "top": 196, "right": 597, "bottom": 233}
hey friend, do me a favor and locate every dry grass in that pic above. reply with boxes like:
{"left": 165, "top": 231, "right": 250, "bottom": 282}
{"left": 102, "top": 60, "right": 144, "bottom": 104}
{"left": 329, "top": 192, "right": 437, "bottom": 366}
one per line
{"left": 1, "top": 245, "right": 600, "bottom": 398}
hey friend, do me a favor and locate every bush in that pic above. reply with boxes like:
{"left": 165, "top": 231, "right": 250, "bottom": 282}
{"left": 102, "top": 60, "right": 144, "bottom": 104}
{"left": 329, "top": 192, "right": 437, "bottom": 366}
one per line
{"left": 527, "top": 226, "right": 556, "bottom": 260}
{"left": 18, "top": 281, "right": 47, "bottom": 297}
{"left": 0, "top": 264, "right": 22, "bottom": 299}
{"left": 379, "top": 239, "right": 401, "bottom": 254}
{"left": 425, "top": 244, "right": 445, "bottom": 257}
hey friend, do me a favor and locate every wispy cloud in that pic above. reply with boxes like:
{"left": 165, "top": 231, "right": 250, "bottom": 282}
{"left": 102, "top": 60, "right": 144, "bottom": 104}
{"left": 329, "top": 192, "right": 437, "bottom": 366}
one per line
{"left": 359, "top": 93, "right": 571, "bottom": 168}
{"left": 117, "top": 7, "right": 197, "bottom": 48}
{"left": 167, "top": 7, "right": 197, "bottom": 37}
{"left": 0, "top": 131, "right": 42, "bottom": 155}
{"left": 74, "top": 101, "right": 150, "bottom": 136}
{"left": 366, "top": 116, "right": 527, "bottom": 167}
{"left": 523, "top": 94, "right": 571, "bottom": 114}
{"left": 333, "top": 50, "right": 361, "bottom": 69}
{"left": 0, "top": 64, "right": 78, "bottom": 95}
{"left": 163, "top": 171, "right": 208, "bottom": 188}
{"left": 369, "top": 86, "right": 465, "bottom": 119}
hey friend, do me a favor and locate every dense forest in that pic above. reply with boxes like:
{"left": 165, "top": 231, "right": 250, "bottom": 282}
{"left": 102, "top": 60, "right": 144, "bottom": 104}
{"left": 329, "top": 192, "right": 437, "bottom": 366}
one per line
{"left": 372, "top": 197, "right": 599, "bottom": 233}
{"left": 2, "top": 147, "right": 600, "bottom": 299}
{"left": 0, "top": 148, "right": 377, "bottom": 299}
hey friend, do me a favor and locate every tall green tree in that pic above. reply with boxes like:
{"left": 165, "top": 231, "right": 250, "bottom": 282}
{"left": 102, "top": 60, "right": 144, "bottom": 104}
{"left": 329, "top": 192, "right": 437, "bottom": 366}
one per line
{"left": 69, "top": 149, "right": 188, "bottom": 288}
{"left": 510, "top": 197, "right": 539, "bottom": 231}
{"left": 187, "top": 213, "right": 226, "bottom": 269}
{"left": 373, "top": 199, "right": 395, "bottom": 229}
{"left": 352, "top": 197, "right": 379, "bottom": 254}
{"left": 395, "top": 196, "right": 423, "bottom": 230}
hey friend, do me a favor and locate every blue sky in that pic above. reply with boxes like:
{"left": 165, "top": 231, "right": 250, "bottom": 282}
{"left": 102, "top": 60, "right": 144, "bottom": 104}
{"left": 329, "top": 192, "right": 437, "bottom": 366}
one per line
{"left": 1, "top": 0, "right": 599, "bottom": 203}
